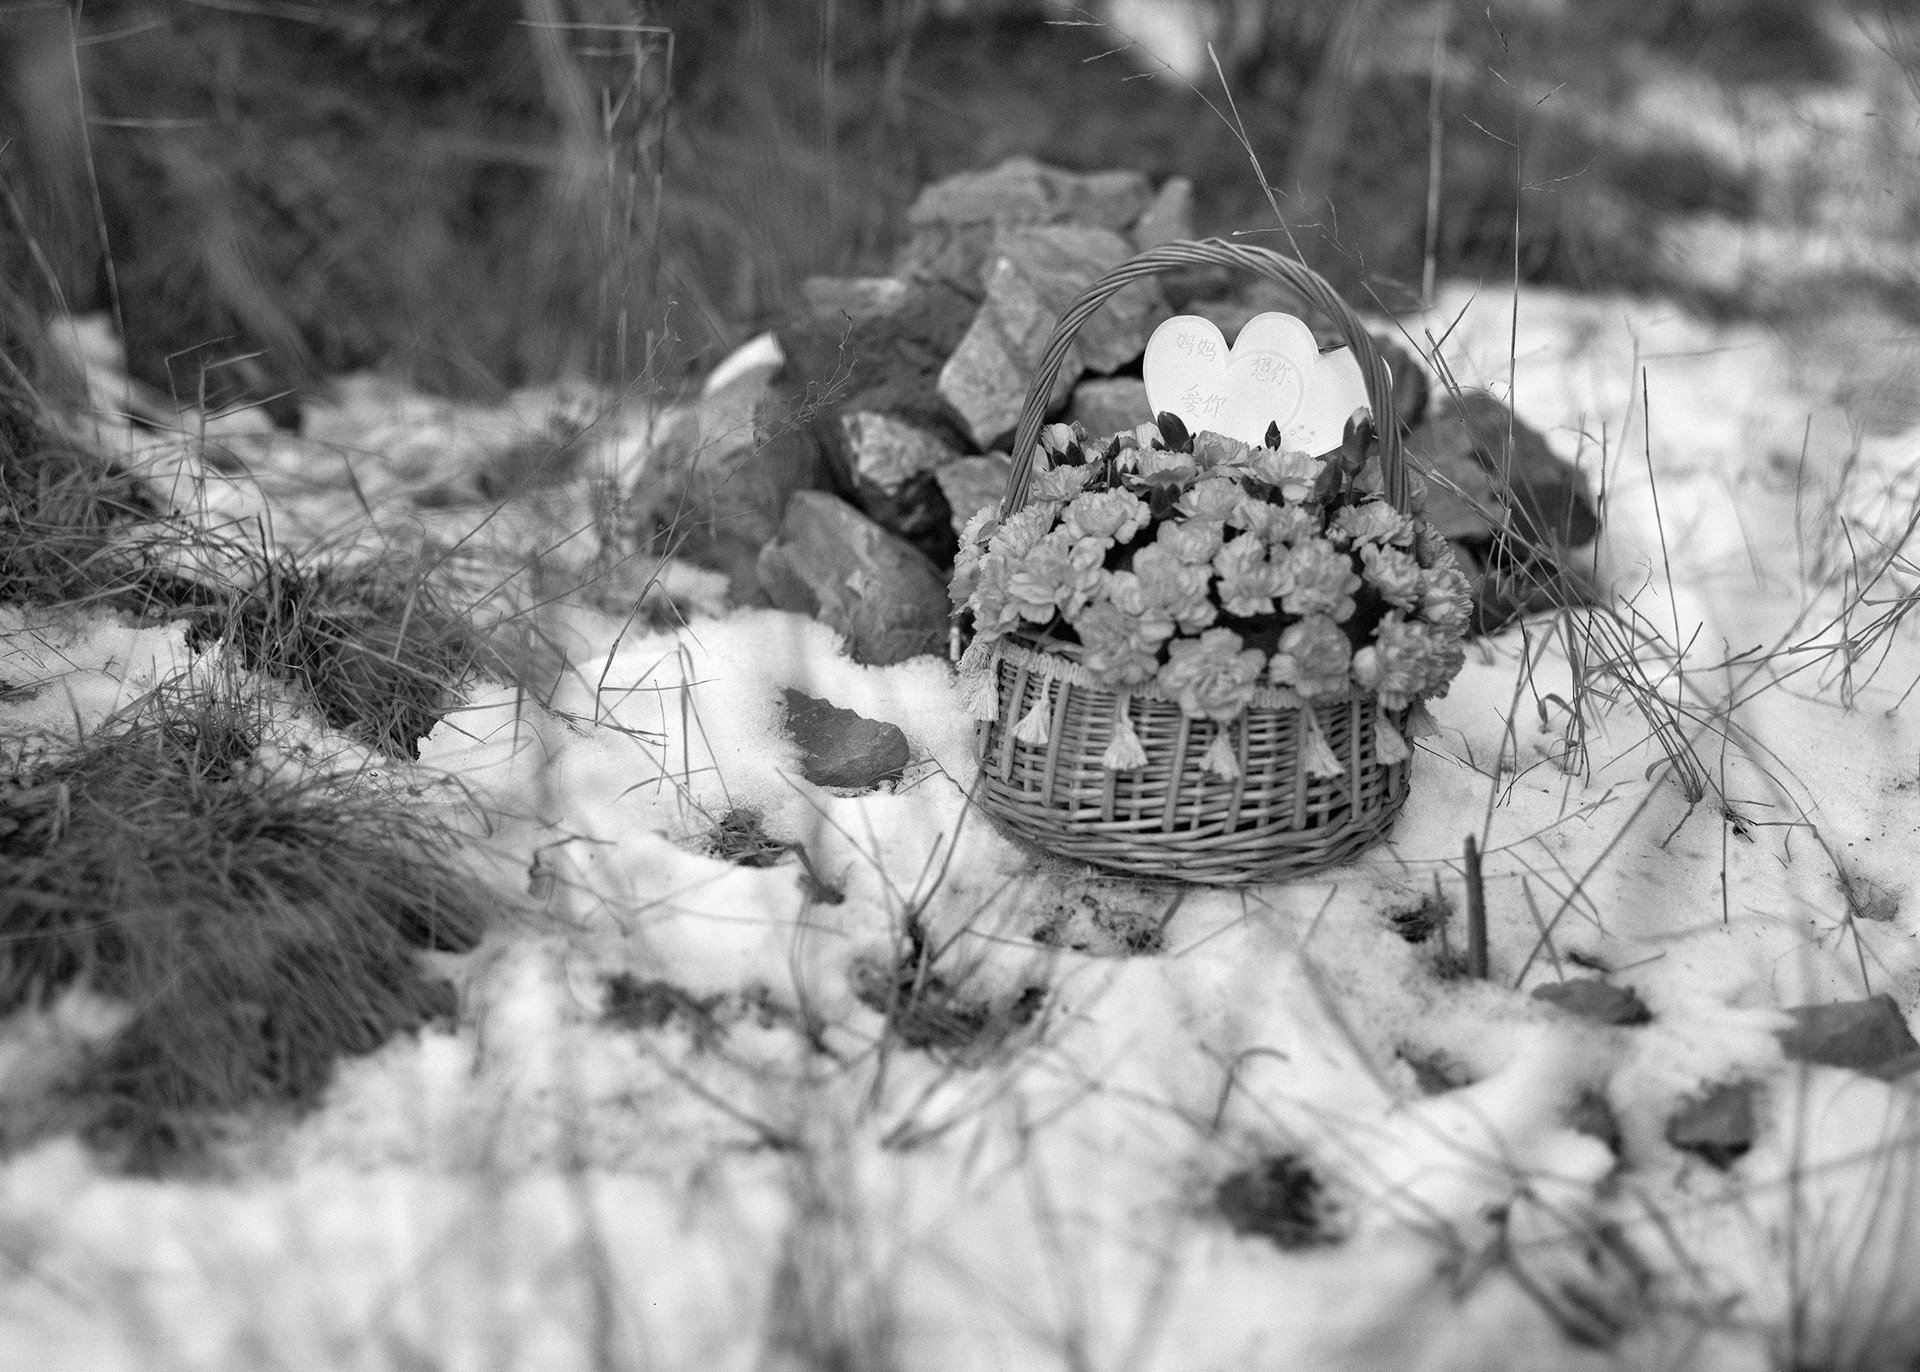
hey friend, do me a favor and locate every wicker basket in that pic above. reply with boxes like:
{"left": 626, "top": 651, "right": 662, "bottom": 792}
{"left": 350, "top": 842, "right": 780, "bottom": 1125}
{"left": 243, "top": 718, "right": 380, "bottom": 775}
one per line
{"left": 965, "top": 238, "right": 1418, "bottom": 885}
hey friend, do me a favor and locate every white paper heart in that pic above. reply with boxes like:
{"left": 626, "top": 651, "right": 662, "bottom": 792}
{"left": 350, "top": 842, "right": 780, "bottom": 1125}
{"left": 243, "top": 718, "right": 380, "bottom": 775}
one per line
{"left": 1142, "top": 311, "right": 1373, "bottom": 453}
{"left": 1282, "top": 346, "right": 1372, "bottom": 457}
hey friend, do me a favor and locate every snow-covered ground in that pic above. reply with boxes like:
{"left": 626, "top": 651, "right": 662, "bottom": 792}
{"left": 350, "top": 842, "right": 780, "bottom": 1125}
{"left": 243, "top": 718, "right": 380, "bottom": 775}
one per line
{"left": 5, "top": 283, "right": 1920, "bottom": 1372}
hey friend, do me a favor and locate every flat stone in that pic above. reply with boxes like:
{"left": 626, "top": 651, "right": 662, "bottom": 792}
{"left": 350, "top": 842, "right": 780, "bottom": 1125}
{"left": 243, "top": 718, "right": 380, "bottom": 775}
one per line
{"left": 840, "top": 411, "right": 960, "bottom": 495}
{"left": 800, "top": 276, "right": 913, "bottom": 323}
{"left": 907, "top": 155, "right": 1057, "bottom": 229}
{"left": 1130, "top": 175, "right": 1195, "bottom": 250}
{"left": 756, "top": 492, "right": 950, "bottom": 665}
{"left": 1666, "top": 1081, "right": 1755, "bottom": 1170}
{"left": 934, "top": 453, "right": 1014, "bottom": 535}
{"left": 776, "top": 277, "right": 978, "bottom": 432}
{"left": 622, "top": 381, "right": 830, "bottom": 603}
{"left": 938, "top": 259, "right": 1066, "bottom": 449}
{"left": 906, "top": 157, "right": 1149, "bottom": 234}
{"left": 1567, "top": 1089, "right": 1622, "bottom": 1153}
{"left": 994, "top": 224, "right": 1165, "bottom": 374}
{"left": 1778, "top": 994, "right": 1920, "bottom": 1079}
{"left": 1060, "top": 168, "right": 1152, "bottom": 232}
{"left": 1378, "top": 335, "right": 1430, "bottom": 431}
{"left": 851, "top": 473, "right": 958, "bottom": 569}
{"left": 1531, "top": 977, "right": 1652, "bottom": 1026}
{"left": 780, "top": 689, "right": 910, "bottom": 790}
{"left": 938, "top": 225, "right": 1166, "bottom": 448}
{"left": 1406, "top": 390, "right": 1601, "bottom": 549}
{"left": 1069, "top": 376, "right": 1152, "bottom": 437}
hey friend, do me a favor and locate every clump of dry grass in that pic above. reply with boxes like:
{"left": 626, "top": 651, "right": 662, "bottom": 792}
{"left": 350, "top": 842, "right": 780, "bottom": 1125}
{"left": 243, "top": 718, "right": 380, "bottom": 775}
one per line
{"left": 0, "top": 690, "right": 495, "bottom": 1172}
{"left": 0, "top": 392, "right": 176, "bottom": 607}
{"left": 2, "top": 389, "right": 507, "bottom": 756}
{"left": 200, "top": 551, "right": 498, "bottom": 760}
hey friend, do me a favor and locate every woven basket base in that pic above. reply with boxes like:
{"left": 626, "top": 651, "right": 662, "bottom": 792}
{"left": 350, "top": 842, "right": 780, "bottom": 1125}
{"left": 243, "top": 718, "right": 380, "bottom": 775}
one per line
{"left": 970, "top": 638, "right": 1410, "bottom": 885}
{"left": 975, "top": 769, "right": 1407, "bottom": 885}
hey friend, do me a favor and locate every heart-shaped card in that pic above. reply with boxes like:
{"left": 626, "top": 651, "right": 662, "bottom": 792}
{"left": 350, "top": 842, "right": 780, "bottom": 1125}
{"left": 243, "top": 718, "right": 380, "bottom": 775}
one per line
{"left": 1142, "top": 312, "right": 1372, "bottom": 455}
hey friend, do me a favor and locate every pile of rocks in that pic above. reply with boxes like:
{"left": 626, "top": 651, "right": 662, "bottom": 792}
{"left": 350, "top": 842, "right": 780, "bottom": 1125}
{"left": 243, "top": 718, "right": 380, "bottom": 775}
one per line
{"left": 632, "top": 156, "right": 1602, "bottom": 665}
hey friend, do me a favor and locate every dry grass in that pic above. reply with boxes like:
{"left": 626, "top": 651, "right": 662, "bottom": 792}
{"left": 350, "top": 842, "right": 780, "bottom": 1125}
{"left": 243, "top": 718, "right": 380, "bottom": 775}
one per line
{"left": 0, "top": 688, "right": 496, "bottom": 1172}
{"left": 202, "top": 549, "right": 501, "bottom": 760}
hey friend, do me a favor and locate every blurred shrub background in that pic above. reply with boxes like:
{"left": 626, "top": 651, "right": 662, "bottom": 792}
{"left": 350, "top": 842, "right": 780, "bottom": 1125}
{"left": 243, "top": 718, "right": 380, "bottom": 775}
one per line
{"left": 1, "top": 0, "right": 1913, "bottom": 413}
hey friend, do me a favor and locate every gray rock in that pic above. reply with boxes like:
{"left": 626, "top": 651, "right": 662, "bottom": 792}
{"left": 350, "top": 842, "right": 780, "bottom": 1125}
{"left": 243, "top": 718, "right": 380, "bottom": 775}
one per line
{"left": 899, "top": 161, "right": 1157, "bottom": 309}
{"left": 1531, "top": 977, "right": 1651, "bottom": 1026}
{"left": 907, "top": 156, "right": 1057, "bottom": 229}
{"left": 781, "top": 689, "right": 911, "bottom": 790}
{"left": 1402, "top": 388, "right": 1603, "bottom": 631}
{"left": 995, "top": 224, "right": 1165, "bottom": 374}
{"left": 756, "top": 492, "right": 950, "bottom": 665}
{"left": 800, "top": 276, "right": 913, "bottom": 324}
{"left": 906, "top": 157, "right": 1149, "bottom": 234}
{"left": 840, "top": 411, "right": 959, "bottom": 495}
{"left": 934, "top": 453, "right": 1015, "bottom": 535}
{"left": 938, "top": 225, "right": 1166, "bottom": 447}
{"left": 1130, "top": 175, "right": 1195, "bottom": 250}
{"left": 1778, "top": 994, "right": 1920, "bottom": 1079}
{"left": 1567, "top": 1089, "right": 1622, "bottom": 1153}
{"left": 1069, "top": 376, "right": 1152, "bottom": 437}
{"left": 1666, "top": 1081, "right": 1755, "bottom": 1170}
{"left": 1061, "top": 168, "right": 1152, "bottom": 232}
{"left": 776, "top": 277, "right": 978, "bottom": 431}
{"left": 852, "top": 474, "right": 958, "bottom": 569}
{"left": 939, "top": 257, "right": 1066, "bottom": 449}
{"left": 1407, "top": 390, "right": 1601, "bottom": 549}
{"left": 622, "top": 379, "right": 829, "bottom": 603}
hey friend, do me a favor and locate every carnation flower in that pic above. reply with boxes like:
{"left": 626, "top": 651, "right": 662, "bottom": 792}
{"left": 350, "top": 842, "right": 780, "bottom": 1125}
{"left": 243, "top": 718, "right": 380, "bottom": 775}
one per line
{"left": 951, "top": 508, "right": 996, "bottom": 606}
{"left": 1004, "top": 529, "right": 1105, "bottom": 622}
{"left": 1351, "top": 612, "right": 1467, "bottom": 710}
{"left": 967, "top": 551, "right": 1025, "bottom": 637}
{"left": 1156, "top": 517, "right": 1225, "bottom": 565}
{"left": 1269, "top": 614, "right": 1353, "bottom": 699}
{"left": 1156, "top": 628, "right": 1266, "bottom": 721}
{"left": 1250, "top": 448, "right": 1321, "bottom": 500}
{"left": 1360, "top": 543, "right": 1424, "bottom": 611}
{"left": 1213, "top": 533, "right": 1287, "bottom": 617}
{"left": 1039, "top": 422, "right": 1079, "bottom": 457}
{"left": 1235, "top": 496, "right": 1318, "bottom": 545}
{"left": 1415, "top": 521, "right": 1456, "bottom": 570}
{"left": 1277, "top": 539, "right": 1362, "bottom": 621}
{"left": 1072, "top": 600, "right": 1173, "bottom": 686}
{"left": 1417, "top": 564, "right": 1474, "bottom": 630}
{"left": 1129, "top": 545, "right": 1216, "bottom": 632}
{"left": 1063, "top": 488, "right": 1150, "bottom": 544}
{"left": 1136, "top": 447, "right": 1195, "bottom": 480}
{"left": 1032, "top": 463, "right": 1094, "bottom": 502}
{"left": 1193, "top": 431, "right": 1255, "bottom": 471}
{"left": 1178, "top": 476, "right": 1245, "bottom": 521}
{"left": 1131, "top": 422, "right": 1164, "bottom": 451}
{"left": 991, "top": 502, "right": 1060, "bottom": 560}
{"left": 1102, "top": 570, "right": 1176, "bottom": 636}
{"left": 1334, "top": 501, "right": 1416, "bottom": 548}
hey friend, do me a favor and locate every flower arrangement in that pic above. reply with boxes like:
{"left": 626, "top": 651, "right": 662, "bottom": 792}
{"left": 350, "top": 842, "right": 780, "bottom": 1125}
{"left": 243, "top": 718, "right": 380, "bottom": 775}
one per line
{"left": 953, "top": 411, "right": 1470, "bottom": 779}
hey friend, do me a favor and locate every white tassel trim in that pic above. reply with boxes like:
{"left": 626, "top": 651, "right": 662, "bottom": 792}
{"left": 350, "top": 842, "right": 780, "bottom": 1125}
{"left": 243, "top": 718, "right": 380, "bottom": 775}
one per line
{"left": 1101, "top": 694, "right": 1147, "bottom": 772}
{"left": 1300, "top": 709, "right": 1345, "bottom": 779}
{"left": 1013, "top": 684, "right": 1053, "bottom": 745}
{"left": 965, "top": 680, "right": 1000, "bottom": 722}
{"left": 1202, "top": 722, "right": 1241, "bottom": 780}
{"left": 956, "top": 635, "right": 1000, "bottom": 721}
{"left": 1374, "top": 708, "right": 1411, "bottom": 765}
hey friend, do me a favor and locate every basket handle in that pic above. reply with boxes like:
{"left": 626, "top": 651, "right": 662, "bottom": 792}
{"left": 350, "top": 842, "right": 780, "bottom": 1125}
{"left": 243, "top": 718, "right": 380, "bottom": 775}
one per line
{"left": 999, "top": 238, "right": 1406, "bottom": 519}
